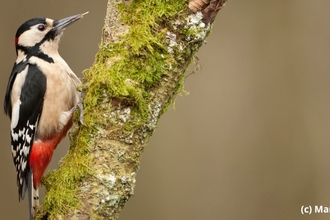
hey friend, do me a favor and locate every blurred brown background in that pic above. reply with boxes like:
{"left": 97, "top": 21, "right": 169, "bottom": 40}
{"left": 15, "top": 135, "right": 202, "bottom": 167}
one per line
{"left": 0, "top": 0, "right": 329, "bottom": 219}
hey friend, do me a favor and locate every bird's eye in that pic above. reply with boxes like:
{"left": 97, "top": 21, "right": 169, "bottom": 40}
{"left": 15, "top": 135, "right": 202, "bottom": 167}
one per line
{"left": 37, "top": 24, "right": 46, "bottom": 31}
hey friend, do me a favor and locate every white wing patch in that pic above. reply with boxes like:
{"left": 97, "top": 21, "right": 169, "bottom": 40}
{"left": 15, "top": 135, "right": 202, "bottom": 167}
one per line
{"left": 11, "top": 100, "right": 21, "bottom": 129}
{"left": 10, "top": 65, "right": 28, "bottom": 129}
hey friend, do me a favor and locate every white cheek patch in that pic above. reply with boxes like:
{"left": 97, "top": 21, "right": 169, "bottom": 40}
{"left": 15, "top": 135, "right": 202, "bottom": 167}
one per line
{"left": 18, "top": 29, "right": 43, "bottom": 47}
{"left": 18, "top": 24, "right": 52, "bottom": 47}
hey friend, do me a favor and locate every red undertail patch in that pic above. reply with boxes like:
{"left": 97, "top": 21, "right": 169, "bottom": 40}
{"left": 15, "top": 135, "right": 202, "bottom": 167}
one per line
{"left": 29, "top": 117, "right": 73, "bottom": 188}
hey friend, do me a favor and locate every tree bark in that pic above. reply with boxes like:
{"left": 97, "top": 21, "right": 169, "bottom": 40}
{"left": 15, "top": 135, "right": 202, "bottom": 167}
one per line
{"left": 38, "top": 0, "right": 227, "bottom": 219}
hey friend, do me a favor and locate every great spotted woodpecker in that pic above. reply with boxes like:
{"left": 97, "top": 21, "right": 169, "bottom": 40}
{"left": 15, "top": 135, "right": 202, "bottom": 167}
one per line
{"left": 4, "top": 12, "right": 87, "bottom": 219}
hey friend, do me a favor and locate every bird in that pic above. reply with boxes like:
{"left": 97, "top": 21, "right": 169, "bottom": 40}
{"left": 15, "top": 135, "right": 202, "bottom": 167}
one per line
{"left": 4, "top": 12, "right": 88, "bottom": 219}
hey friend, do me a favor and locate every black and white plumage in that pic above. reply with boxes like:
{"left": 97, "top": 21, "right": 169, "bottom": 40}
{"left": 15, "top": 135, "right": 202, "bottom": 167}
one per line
{"left": 6, "top": 63, "right": 46, "bottom": 199}
{"left": 4, "top": 12, "right": 87, "bottom": 219}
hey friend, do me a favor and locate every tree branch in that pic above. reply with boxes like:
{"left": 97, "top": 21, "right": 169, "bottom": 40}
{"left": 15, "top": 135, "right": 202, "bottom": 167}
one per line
{"left": 38, "top": 0, "right": 227, "bottom": 219}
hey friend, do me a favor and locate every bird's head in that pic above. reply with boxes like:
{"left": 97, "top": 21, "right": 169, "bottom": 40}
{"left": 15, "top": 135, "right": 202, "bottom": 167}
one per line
{"left": 14, "top": 12, "right": 88, "bottom": 57}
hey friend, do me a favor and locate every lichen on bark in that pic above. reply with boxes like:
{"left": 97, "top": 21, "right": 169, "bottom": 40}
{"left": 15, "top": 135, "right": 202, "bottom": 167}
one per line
{"left": 38, "top": 0, "right": 226, "bottom": 219}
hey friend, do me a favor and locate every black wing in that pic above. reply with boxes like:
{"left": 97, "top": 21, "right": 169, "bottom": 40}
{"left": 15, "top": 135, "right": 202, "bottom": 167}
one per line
{"left": 4, "top": 61, "right": 29, "bottom": 117}
{"left": 8, "top": 63, "right": 46, "bottom": 200}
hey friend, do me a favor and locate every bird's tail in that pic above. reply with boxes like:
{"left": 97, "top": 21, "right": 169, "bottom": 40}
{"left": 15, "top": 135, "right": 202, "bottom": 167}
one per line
{"left": 28, "top": 170, "right": 39, "bottom": 220}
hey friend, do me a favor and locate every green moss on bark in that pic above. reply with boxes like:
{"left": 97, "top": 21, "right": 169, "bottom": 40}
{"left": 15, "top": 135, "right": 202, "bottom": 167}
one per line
{"left": 39, "top": 0, "right": 214, "bottom": 218}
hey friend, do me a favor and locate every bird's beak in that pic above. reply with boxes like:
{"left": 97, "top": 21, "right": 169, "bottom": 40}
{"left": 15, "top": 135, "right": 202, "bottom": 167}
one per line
{"left": 52, "top": 12, "right": 89, "bottom": 33}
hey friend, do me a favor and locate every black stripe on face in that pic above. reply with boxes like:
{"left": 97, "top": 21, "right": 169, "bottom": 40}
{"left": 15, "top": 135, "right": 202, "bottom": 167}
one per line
{"left": 16, "top": 45, "right": 54, "bottom": 64}
{"left": 15, "top": 17, "right": 56, "bottom": 63}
